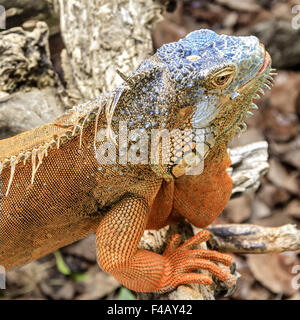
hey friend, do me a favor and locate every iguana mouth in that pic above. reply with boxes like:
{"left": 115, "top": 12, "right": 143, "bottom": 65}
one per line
{"left": 258, "top": 45, "right": 271, "bottom": 73}
{"left": 238, "top": 46, "right": 271, "bottom": 91}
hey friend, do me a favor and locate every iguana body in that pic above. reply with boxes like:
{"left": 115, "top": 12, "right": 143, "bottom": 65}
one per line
{"left": 0, "top": 30, "right": 273, "bottom": 292}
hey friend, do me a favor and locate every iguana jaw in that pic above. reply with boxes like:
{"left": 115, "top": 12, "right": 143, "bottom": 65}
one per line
{"left": 236, "top": 47, "right": 271, "bottom": 93}
{"left": 207, "top": 49, "right": 273, "bottom": 145}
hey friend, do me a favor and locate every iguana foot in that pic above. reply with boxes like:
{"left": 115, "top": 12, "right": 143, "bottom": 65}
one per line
{"left": 96, "top": 197, "right": 235, "bottom": 293}
{"left": 160, "top": 230, "right": 235, "bottom": 290}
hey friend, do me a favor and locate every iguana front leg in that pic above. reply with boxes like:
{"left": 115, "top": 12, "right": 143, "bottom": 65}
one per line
{"left": 96, "top": 195, "right": 233, "bottom": 292}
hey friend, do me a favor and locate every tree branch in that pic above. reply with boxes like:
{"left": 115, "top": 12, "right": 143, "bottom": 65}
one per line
{"left": 58, "top": 0, "right": 164, "bottom": 100}
{"left": 208, "top": 223, "right": 300, "bottom": 254}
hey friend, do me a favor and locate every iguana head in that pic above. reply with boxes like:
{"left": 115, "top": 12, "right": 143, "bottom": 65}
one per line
{"left": 112, "top": 29, "right": 274, "bottom": 175}
{"left": 153, "top": 29, "right": 273, "bottom": 143}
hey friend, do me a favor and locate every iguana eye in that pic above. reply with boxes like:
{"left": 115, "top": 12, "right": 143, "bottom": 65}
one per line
{"left": 214, "top": 74, "right": 231, "bottom": 85}
{"left": 211, "top": 73, "right": 233, "bottom": 88}
{"left": 209, "top": 67, "right": 235, "bottom": 89}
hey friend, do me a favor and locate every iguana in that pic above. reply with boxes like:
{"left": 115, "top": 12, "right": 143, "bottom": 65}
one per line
{"left": 0, "top": 30, "right": 274, "bottom": 293}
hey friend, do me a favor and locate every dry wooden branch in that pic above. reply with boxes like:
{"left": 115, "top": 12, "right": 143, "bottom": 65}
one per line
{"left": 0, "top": 22, "right": 57, "bottom": 93}
{"left": 228, "top": 141, "right": 269, "bottom": 196}
{"left": 0, "top": 0, "right": 59, "bottom": 35}
{"left": 58, "top": 0, "right": 164, "bottom": 100}
{"left": 208, "top": 223, "right": 300, "bottom": 254}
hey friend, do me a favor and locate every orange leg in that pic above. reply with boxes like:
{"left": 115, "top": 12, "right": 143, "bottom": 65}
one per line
{"left": 96, "top": 196, "right": 234, "bottom": 292}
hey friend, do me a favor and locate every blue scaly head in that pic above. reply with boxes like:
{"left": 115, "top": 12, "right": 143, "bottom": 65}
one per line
{"left": 116, "top": 29, "right": 273, "bottom": 143}
{"left": 154, "top": 29, "right": 274, "bottom": 141}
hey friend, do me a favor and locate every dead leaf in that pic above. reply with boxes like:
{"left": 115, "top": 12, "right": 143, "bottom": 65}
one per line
{"left": 224, "top": 196, "right": 252, "bottom": 223}
{"left": 247, "top": 253, "right": 300, "bottom": 296}
{"left": 258, "top": 183, "right": 290, "bottom": 208}
{"left": 251, "top": 198, "right": 272, "bottom": 219}
{"left": 284, "top": 199, "right": 300, "bottom": 219}
{"left": 267, "top": 158, "right": 299, "bottom": 194}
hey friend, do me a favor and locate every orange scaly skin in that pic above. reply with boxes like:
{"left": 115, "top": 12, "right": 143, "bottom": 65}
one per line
{"left": 0, "top": 30, "right": 273, "bottom": 292}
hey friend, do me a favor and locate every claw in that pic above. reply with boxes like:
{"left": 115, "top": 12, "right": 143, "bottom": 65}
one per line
{"left": 164, "top": 234, "right": 182, "bottom": 255}
{"left": 162, "top": 230, "right": 234, "bottom": 288}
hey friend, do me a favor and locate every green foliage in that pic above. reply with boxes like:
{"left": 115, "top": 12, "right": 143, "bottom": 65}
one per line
{"left": 117, "top": 287, "right": 136, "bottom": 300}
{"left": 54, "top": 250, "right": 88, "bottom": 282}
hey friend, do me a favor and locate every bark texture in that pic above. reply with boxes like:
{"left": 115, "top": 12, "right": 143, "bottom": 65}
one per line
{"left": 59, "top": 0, "right": 164, "bottom": 101}
{"left": 0, "top": 0, "right": 298, "bottom": 301}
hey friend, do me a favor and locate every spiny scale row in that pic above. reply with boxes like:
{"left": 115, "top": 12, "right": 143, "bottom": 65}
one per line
{"left": 236, "top": 70, "right": 275, "bottom": 137}
{"left": 0, "top": 95, "right": 109, "bottom": 196}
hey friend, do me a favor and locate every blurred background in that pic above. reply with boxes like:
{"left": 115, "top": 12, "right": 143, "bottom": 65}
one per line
{"left": 0, "top": 0, "right": 300, "bottom": 300}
